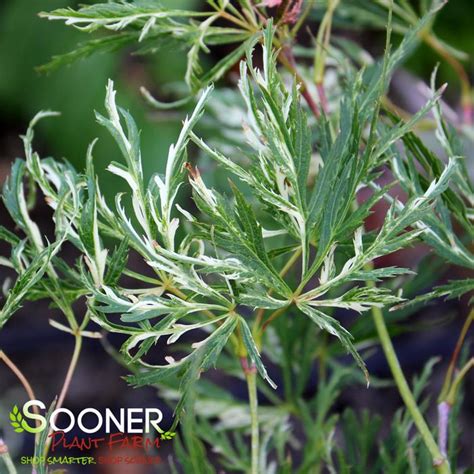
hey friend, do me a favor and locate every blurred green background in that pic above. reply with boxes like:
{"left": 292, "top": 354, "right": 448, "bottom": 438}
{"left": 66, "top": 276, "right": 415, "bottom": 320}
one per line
{"left": 0, "top": 0, "right": 202, "bottom": 195}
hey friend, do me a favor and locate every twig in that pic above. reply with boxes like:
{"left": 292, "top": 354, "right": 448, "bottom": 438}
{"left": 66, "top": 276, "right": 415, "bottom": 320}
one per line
{"left": 261, "top": 305, "right": 288, "bottom": 332}
{"left": 422, "top": 33, "right": 472, "bottom": 124}
{"left": 291, "top": 0, "right": 315, "bottom": 36}
{"left": 446, "top": 358, "right": 474, "bottom": 406}
{"left": 278, "top": 46, "right": 321, "bottom": 118}
{"left": 316, "top": 83, "right": 329, "bottom": 116}
{"left": 0, "top": 439, "right": 17, "bottom": 474}
{"left": 436, "top": 310, "right": 473, "bottom": 456}
{"left": 56, "top": 333, "right": 82, "bottom": 416}
{"left": 0, "top": 351, "right": 41, "bottom": 436}
{"left": 313, "top": 0, "right": 339, "bottom": 116}
{"left": 254, "top": 246, "right": 302, "bottom": 336}
{"left": 369, "top": 298, "right": 451, "bottom": 473}
{"left": 438, "top": 357, "right": 474, "bottom": 457}
{"left": 242, "top": 359, "right": 259, "bottom": 474}
{"left": 43, "top": 332, "right": 83, "bottom": 456}
{"left": 0, "top": 351, "right": 37, "bottom": 403}
{"left": 439, "top": 309, "right": 473, "bottom": 402}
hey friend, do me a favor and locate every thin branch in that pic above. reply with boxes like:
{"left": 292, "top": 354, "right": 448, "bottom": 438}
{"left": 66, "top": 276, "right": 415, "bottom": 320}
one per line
{"left": 446, "top": 358, "right": 474, "bottom": 405}
{"left": 0, "top": 440, "right": 17, "bottom": 474}
{"left": 261, "top": 305, "right": 289, "bottom": 332}
{"left": 422, "top": 33, "right": 472, "bottom": 124}
{"left": 278, "top": 46, "right": 321, "bottom": 118}
{"left": 439, "top": 309, "right": 473, "bottom": 402}
{"left": 0, "top": 351, "right": 37, "bottom": 403}
{"left": 242, "top": 361, "right": 259, "bottom": 474}
{"left": 369, "top": 294, "right": 451, "bottom": 473}
{"left": 291, "top": 0, "right": 315, "bottom": 36}
{"left": 43, "top": 332, "right": 83, "bottom": 456}
{"left": 254, "top": 246, "right": 302, "bottom": 335}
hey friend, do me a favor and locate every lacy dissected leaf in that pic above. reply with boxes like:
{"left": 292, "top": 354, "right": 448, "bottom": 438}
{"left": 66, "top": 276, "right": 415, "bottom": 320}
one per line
{"left": 127, "top": 314, "right": 238, "bottom": 415}
{"left": 239, "top": 317, "right": 276, "bottom": 388}
{"left": 40, "top": 1, "right": 256, "bottom": 94}
{"left": 0, "top": 244, "right": 56, "bottom": 329}
{"left": 297, "top": 302, "right": 368, "bottom": 384}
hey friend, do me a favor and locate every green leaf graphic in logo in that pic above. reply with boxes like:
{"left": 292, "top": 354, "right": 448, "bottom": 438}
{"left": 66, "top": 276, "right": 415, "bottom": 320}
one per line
{"left": 160, "top": 431, "right": 176, "bottom": 441}
{"left": 9, "top": 405, "right": 24, "bottom": 433}
{"left": 9, "top": 405, "right": 36, "bottom": 433}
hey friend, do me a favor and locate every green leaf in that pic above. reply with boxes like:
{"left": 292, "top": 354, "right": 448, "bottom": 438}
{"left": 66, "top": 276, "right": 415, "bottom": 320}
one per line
{"left": 239, "top": 317, "right": 276, "bottom": 389}
{"left": 297, "top": 302, "right": 368, "bottom": 384}
{"left": 195, "top": 33, "right": 259, "bottom": 91}
{"left": 104, "top": 238, "right": 129, "bottom": 285}
{"left": 37, "top": 32, "right": 138, "bottom": 73}
{"left": 34, "top": 401, "right": 57, "bottom": 474}
{"left": 0, "top": 245, "right": 57, "bottom": 329}
{"left": 392, "top": 279, "right": 474, "bottom": 311}
{"left": 127, "top": 314, "right": 238, "bottom": 416}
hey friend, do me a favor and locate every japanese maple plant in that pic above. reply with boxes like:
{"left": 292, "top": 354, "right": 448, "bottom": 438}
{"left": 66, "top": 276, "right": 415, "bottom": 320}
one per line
{"left": 0, "top": 1, "right": 472, "bottom": 473}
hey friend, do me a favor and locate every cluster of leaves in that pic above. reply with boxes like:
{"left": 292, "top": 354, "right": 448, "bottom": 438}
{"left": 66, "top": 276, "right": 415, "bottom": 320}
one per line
{"left": 39, "top": 0, "right": 263, "bottom": 102}
{"left": 172, "top": 358, "right": 469, "bottom": 473}
{"left": 387, "top": 75, "right": 474, "bottom": 308}
{"left": 0, "top": 1, "right": 472, "bottom": 473}
{"left": 333, "top": 358, "right": 466, "bottom": 474}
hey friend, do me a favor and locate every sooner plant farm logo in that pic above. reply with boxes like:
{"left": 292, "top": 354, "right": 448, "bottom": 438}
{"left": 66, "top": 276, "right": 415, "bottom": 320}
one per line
{"left": 9, "top": 400, "right": 175, "bottom": 439}
{"left": 8, "top": 400, "right": 175, "bottom": 467}
{"left": 10, "top": 400, "right": 175, "bottom": 440}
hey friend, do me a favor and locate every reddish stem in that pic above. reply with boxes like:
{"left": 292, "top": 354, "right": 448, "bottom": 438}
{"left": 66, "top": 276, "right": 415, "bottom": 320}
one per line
{"left": 240, "top": 357, "right": 257, "bottom": 374}
{"left": 302, "top": 89, "right": 321, "bottom": 119}
{"left": 316, "top": 83, "right": 329, "bottom": 115}
{"left": 279, "top": 46, "right": 321, "bottom": 118}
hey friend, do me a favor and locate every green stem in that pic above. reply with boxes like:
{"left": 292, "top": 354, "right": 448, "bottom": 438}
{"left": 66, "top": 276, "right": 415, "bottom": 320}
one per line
{"left": 237, "top": 0, "right": 258, "bottom": 28}
{"left": 57, "top": 333, "right": 83, "bottom": 413}
{"left": 123, "top": 268, "right": 163, "bottom": 285}
{"left": 439, "top": 309, "right": 473, "bottom": 402}
{"left": 291, "top": 0, "right": 315, "bottom": 36}
{"left": 219, "top": 9, "right": 255, "bottom": 32}
{"left": 371, "top": 303, "right": 450, "bottom": 473}
{"left": 313, "top": 0, "right": 339, "bottom": 86}
{"left": 245, "top": 368, "right": 259, "bottom": 474}
{"left": 422, "top": 33, "right": 472, "bottom": 123}
{"left": 446, "top": 357, "right": 474, "bottom": 405}
{"left": 261, "top": 305, "right": 288, "bottom": 332}
{"left": 254, "top": 246, "right": 302, "bottom": 341}
{"left": 0, "top": 451, "right": 17, "bottom": 474}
